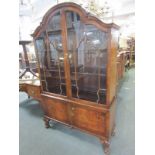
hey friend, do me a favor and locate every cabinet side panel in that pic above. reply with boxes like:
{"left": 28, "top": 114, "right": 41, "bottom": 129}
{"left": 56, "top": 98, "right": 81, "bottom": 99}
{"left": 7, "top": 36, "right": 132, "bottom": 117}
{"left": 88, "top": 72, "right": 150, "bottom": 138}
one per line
{"left": 109, "top": 99, "right": 116, "bottom": 136}
{"left": 106, "top": 29, "right": 119, "bottom": 104}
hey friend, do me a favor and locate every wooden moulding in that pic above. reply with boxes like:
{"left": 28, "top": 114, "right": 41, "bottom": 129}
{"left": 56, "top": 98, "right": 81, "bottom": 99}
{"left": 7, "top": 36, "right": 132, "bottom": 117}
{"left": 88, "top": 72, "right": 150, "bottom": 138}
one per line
{"left": 32, "top": 2, "right": 119, "bottom": 38}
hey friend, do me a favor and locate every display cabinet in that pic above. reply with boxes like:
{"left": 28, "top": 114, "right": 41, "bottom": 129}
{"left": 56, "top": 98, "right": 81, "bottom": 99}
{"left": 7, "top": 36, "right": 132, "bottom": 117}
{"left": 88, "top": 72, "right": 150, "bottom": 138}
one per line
{"left": 32, "top": 2, "right": 119, "bottom": 155}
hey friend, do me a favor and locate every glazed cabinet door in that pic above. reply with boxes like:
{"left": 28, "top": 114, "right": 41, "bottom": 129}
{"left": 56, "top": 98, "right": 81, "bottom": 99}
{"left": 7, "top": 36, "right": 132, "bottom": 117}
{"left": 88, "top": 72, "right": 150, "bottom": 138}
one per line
{"left": 34, "top": 10, "right": 109, "bottom": 104}
{"left": 34, "top": 11, "right": 68, "bottom": 96}
{"left": 65, "top": 11, "right": 108, "bottom": 104}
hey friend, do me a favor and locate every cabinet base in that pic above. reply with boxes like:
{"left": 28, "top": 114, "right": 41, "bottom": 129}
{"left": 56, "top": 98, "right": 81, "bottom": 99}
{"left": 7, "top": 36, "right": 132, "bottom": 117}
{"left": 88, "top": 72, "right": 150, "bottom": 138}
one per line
{"left": 43, "top": 115, "right": 116, "bottom": 155}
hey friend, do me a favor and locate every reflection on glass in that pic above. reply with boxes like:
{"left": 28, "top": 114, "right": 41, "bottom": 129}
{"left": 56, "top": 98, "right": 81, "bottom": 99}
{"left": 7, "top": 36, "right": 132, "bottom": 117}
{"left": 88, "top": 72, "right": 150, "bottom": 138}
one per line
{"left": 19, "top": 45, "right": 24, "bottom": 69}
{"left": 66, "top": 11, "right": 108, "bottom": 104}
{"left": 19, "top": 43, "right": 37, "bottom": 70}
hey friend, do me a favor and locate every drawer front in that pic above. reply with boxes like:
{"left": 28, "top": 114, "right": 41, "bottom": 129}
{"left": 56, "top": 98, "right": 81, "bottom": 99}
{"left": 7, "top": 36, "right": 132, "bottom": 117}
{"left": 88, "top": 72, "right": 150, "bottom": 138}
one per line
{"left": 27, "top": 85, "right": 40, "bottom": 99}
{"left": 43, "top": 97, "right": 69, "bottom": 123}
{"left": 71, "top": 105, "right": 105, "bottom": 135}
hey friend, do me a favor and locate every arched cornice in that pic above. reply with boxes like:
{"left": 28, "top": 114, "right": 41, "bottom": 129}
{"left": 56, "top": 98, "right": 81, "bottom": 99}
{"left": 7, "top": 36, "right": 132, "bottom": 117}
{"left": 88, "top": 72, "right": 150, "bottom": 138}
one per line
{"left": 32, "top": 2, "right": 119, "bottom": 38}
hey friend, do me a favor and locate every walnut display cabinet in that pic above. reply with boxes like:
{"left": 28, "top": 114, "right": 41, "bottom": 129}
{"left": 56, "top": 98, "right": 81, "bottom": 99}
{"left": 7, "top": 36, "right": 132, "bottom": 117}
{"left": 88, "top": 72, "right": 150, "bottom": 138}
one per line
{"left": 32, "top": 2, "right": 119, "bottom": 155}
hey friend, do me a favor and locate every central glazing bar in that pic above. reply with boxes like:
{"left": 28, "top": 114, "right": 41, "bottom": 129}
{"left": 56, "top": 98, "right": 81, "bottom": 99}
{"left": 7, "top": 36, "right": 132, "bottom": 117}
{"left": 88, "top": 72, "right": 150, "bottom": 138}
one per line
{"left": 60, "top": 10, "right": 72, "bottom": 97}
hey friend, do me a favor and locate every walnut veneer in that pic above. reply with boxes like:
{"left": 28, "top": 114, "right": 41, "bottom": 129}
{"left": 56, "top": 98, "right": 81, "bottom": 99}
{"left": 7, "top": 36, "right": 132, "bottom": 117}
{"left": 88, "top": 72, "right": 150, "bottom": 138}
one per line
{"left": 30, "top": 2, "right": 119, "bottom": 155}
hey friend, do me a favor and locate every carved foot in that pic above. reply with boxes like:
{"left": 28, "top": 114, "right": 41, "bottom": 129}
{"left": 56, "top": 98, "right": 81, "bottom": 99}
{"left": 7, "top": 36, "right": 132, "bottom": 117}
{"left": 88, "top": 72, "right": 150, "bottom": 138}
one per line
{"left": 49, "top": 120, "right": 57, "bottom": 128}
{"left": 44, "top": 117, "right": 50, "bottom": 128}
{"left": 103, "top": 141, "right": 110, "bottom": 155}
{"left": 100, "top": 139, "right": 110, "bottom": 155}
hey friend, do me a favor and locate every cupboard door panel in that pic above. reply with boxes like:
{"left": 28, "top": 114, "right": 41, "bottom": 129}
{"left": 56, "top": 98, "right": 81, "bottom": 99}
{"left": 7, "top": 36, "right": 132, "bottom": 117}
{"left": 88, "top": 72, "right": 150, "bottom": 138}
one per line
{"left": 43, "top": 97, "right": 69, "bottom": 123}
{"left": 71, "top": 106, "right": 105, "bottom": 135}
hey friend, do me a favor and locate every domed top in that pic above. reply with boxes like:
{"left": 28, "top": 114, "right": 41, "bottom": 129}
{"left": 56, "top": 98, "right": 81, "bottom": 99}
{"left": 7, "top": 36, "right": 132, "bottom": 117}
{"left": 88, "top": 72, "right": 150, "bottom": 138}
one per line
{"left": 32, "top": 2, "right": 119, "bottom": 38}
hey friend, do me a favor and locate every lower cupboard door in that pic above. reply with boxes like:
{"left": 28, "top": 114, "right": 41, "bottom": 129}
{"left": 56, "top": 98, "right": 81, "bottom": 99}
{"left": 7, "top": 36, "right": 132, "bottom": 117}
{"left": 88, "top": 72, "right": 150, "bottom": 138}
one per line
{"left": 71, "top": 106, "right": 105, "bottom": 135}
{"left": 43, "top": 97, "right": 69, "bottom": 124}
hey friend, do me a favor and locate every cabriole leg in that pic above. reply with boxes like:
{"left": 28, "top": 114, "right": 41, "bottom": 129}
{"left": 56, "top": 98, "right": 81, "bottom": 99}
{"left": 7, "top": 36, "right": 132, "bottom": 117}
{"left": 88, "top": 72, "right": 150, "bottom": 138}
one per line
{"left": 100, "top": 139, "right": 110, "bottom": 155}
{"left": 43, "top": 116, "right": 50, "bottom": 128}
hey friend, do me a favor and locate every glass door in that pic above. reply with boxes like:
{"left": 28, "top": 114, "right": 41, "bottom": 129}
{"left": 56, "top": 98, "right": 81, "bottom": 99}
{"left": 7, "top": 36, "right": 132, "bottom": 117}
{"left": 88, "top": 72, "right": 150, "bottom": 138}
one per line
{"left": 35, "top": 11, "right": 67, "bottom": 96}
{"left": 65, "top": 11, "right": 108, "bottom": 104}
{"left": 35, "top": 9, "right": 108, "bottom": 104}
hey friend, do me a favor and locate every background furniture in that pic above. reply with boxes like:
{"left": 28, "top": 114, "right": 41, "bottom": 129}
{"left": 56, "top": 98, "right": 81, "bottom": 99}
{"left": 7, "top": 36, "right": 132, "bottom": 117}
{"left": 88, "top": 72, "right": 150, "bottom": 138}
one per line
{"left": 117, "top": 51, "right": 128, "bottom": 81}
{"left": 19, "top": 81, "right": 41, "bottom": 101}
{"left": 127, "top": 37, "right": 135, "bottom": 67}
{"left": 19, "top": 41, "right": 40, "bottom": 99}
{"left": 19, "top": 41, "right": 38, "bottom": 78}
{"left": 32, "top": 2, "right": 119, "bottom": 155}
